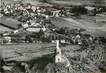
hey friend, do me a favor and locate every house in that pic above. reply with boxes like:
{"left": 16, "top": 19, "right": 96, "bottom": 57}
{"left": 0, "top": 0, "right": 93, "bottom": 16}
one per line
{"left": 26, "top": 26, "right": 41, "bottom": 32}
{"left": 85, "top": 6, "right": 96, "bottom": 16}
{"left": 3, "top": 33, "right": 27, "bottom": 43}
{"left": 26, "top": 25, "right": 46, "bottom": 33}
{"left": 3, "top": 36, "right": 11, "bottom": 43}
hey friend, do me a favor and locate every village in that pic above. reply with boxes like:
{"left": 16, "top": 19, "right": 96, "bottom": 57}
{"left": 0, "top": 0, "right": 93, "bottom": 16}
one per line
{"left": 0, "top": 0, "right": 106, "bottom": 73}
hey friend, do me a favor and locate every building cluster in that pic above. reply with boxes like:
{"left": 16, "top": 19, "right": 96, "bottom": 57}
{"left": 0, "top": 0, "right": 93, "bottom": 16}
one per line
{"left": 0, "top": 1, "right": 106, "bottom": 45}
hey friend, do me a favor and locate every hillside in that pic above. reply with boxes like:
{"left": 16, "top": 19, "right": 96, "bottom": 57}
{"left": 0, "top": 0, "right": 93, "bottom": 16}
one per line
{"left": 1, "top": 0, "right": 106, "bottom": 6}
{"left": 44, "top": 0, "right": 106, "bottom": 6}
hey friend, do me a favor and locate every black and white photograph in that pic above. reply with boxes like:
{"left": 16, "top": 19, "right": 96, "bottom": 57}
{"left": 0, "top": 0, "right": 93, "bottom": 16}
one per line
{"left": 0, "top": 0, "right": 106, "bottom": 73}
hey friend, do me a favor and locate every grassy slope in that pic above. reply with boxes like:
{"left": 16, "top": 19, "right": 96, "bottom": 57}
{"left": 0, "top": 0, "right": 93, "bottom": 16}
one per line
{"left": 0, "top": 43, "right": 56, "bottom": 61}
{"left": 76, "top": 15, "right": 106, "bottom": 37}
{"left": 51, "top": 17, "right": 84, "bottom": 30}
{"left": 51, "top": 14, "right": 106, "bottom": 38}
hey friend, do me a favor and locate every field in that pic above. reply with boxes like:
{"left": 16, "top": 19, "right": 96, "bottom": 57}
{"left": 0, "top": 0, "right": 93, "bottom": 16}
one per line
{"left": 76, "top": 14, "right": 106, "bottom": 37}
{"left": 52, "top": 14, "right": 106, "bottom": 38}
{"left": 0, "top": 43, "right": 56, "bottom": 62}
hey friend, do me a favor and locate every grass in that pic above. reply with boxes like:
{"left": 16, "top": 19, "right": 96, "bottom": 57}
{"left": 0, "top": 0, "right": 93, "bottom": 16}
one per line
{"left": 51, "top": 14, "right": 106, "bottom": 38}
{"left": 0, "top": 43, "right": 56, "bottom": 61}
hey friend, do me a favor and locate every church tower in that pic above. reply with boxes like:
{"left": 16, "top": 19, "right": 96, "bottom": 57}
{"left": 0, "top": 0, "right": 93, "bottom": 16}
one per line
{"left": 55, "top": 40, "right": 62, "bottom": 63}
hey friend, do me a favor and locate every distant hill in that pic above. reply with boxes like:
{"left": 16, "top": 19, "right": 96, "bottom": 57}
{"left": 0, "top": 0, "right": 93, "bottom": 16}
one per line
{"left": 45, "top": 0, "right": 106, "bottom": 6}
{"left": 1, "top": 0, "right": 106, "bottom": 6}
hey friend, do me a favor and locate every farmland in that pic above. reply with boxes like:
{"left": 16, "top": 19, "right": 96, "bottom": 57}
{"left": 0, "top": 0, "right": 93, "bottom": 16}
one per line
{"left": 52, "top": 14, "right": 106, "bottom": 37}
{"left": 0, "top": 0, "right": 106, "bottom": 73}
